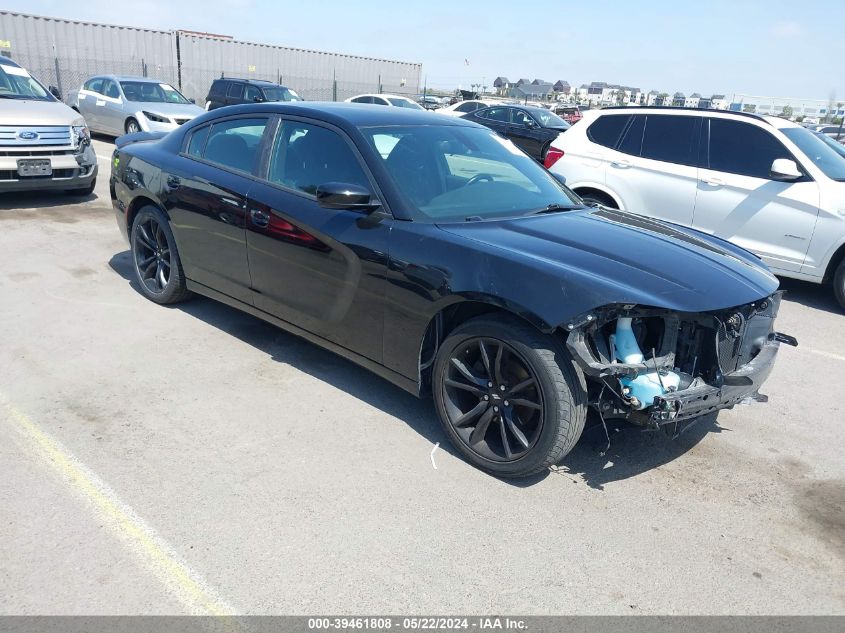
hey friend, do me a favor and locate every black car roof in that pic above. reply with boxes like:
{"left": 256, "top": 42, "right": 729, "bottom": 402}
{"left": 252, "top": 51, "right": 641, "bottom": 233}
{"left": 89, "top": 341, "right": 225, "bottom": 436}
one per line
{"left": 0, "top": 57, "right": 21, "bottom": 68}
{"left": 210, "top": 102, "right": 482, "bottom": 128}
{"left": 217, "top": 78, "right": 280, "bottom": 86}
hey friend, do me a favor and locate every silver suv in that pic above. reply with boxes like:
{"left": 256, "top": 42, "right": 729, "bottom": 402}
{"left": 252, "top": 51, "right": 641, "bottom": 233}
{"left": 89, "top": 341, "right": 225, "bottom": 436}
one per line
{"left": 0, "top": 57, "right": 97, "bottom": 195}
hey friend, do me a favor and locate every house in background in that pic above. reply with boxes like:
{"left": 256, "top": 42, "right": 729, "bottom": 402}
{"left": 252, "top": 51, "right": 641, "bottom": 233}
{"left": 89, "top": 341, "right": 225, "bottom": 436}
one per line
{"left": 493, "top": 76, "right": 511, "bottom": 96}
{"left": 672, "top": 92, "right": 686, "bottom": 107}
{"left": 515, "top": 78, "right": 531, "bottom": 87}
{"left": 685, "top": 93, "right": 701, "bottom": 108}
{"left": 710, "top": 95, "right": 729, "bottom": 110}
{"left": 645, "top": 90, "right": 660, "bottom": 106}
{"left": 553, "top": 80, "right": 570, "bottom": 95}
{"left": 511, "top": 81, "right": 555, "bottom": 102}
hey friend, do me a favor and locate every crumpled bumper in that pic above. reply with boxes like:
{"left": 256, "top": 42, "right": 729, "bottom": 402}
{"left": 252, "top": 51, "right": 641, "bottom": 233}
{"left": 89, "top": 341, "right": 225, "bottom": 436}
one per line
{"left": 650, "top": 333, "right": 794, "bottom": 424}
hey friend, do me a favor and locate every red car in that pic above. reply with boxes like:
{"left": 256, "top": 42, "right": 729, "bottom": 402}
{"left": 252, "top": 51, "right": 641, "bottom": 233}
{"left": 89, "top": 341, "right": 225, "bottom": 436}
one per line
{"left": 555, "top": 106, "right": 583, "bottom": 124}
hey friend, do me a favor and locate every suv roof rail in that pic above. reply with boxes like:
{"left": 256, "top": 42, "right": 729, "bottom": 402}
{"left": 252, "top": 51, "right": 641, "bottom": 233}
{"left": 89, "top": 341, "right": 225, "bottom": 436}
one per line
{"left": 599, "top": 105, "right": 771, "bottom": 125}
{"left": 218, "top": 77, "right": 277, "bottom": 85}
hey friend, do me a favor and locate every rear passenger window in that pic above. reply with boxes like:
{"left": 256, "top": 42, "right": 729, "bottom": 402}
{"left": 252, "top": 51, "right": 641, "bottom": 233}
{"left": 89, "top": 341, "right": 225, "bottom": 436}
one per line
{"left": 707, "top": 119, "right": 793, "bottom": 179}
{"left": 186, "top": 125, "right": 210, "bottom": 157}
{"left": 482, "top": 107, "right": 510, "bottom": 122}
{"left": 617, "top": 115, "right": 645, "bottom": 156}
{"left": 587, "top": 115, "right": 630, "bottom": 149}
{"left": 641, "top": 115, "right": 699, "bottom": 166}
{"left": 227, "top": 83, "right": 244, "bottom": 99}
{"left": 209, "top": 81, "right": 227, "bottom": 98}
{"left": 352, "top": 96, "right": 373, "bottom": 104}
{"left": 85, "top": 78, "right": 104, "bottom": 94}
{"left": 198, "top": 118, "right": 268, "bottom": 174}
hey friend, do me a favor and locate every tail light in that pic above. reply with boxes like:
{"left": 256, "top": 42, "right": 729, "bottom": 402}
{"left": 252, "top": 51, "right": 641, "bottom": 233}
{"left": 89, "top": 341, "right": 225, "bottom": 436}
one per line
{"left": 544, "top": 147, "right": 565, "bottom": 169}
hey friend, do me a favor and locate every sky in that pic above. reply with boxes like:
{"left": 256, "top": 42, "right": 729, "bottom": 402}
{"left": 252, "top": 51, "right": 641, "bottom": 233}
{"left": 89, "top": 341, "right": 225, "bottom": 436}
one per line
{"left": 6, "top": 0, "right": 844, "bottom": 100}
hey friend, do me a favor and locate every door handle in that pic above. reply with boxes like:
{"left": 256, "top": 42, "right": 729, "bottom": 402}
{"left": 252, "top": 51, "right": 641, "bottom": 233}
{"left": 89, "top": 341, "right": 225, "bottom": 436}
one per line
{"left": 166, "top": 175, "right": 181, "bottom": 190}
{"left": 250, "top": 208, "right": 270, "bottom": 228}
{"left": 700, "top": 177, "right": 724, "bottom": 187}
{"left": 610, "top": 159, "right": 631, "bottom": 168}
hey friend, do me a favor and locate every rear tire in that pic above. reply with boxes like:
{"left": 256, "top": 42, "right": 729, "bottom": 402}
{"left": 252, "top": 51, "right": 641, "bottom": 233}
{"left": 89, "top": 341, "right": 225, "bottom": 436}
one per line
{"left": 125, "top": 118, "right": 141, "bottom": 135}
{"left": 130, "top": 205, "right": 192, "bottom": 305}
{"left": 833, "top": 259, "right": 845, "bottom": 311}
{"left": 432, "top": 314, "right": 587, "bottom": 477}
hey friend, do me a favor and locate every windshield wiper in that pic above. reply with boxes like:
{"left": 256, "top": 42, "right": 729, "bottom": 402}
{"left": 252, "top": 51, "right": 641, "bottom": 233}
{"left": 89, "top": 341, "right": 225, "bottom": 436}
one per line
{"left": 526, "top": 203, "right": 584, "bottom": 216}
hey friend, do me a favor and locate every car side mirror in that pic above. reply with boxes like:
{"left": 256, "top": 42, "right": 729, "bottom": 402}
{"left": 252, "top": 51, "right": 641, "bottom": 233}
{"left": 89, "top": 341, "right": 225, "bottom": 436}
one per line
{"left": 316, "top": 182, "right": 379, "bottom": 212}
{"left": 525, "top": 119, "right": 536, "bottom": 128}
{"left": 189, "top": 98, "right": 196, "bottom": 104}
{"left": 48, "top": 85, "right": 61, "bottom": 99}
{"left": 770, "top": 158, "right": 802, "bottom": 181}
{"left": 253, "top": 95, "right": 265, "bottom": 103}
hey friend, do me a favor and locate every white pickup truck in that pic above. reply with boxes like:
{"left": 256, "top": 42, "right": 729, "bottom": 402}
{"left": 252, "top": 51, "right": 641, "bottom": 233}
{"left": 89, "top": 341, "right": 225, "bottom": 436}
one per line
{"left": 0, "top": 57, "right": 97, "bottom": 195}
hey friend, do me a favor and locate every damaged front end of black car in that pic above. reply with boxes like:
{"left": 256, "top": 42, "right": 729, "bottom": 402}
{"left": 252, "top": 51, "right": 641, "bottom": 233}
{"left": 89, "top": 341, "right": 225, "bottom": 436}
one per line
{"left": 564, "top": 292, "right": 798, "bottom": 435}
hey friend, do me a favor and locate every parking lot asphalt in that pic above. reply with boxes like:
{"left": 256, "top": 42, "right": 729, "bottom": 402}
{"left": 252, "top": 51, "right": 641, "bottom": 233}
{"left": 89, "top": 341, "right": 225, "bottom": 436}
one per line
{"left": 1, "top": 137, "right": 843, "bottom": 615}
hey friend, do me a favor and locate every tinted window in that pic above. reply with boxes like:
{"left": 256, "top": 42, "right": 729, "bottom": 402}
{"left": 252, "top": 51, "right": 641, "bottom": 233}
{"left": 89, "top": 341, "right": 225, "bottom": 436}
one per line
{"left": 617, "top": 115, "right": 645, "bottom": 156}
{"left": 512, "top": 110, "right": 535, "bottom": 126}
{"left": 587, "top": 115, "right": 630, "bottom": 148}
{"left": 186, "top": 125, "right": 211, "bottom": 157}
{"left": 362, "top": 125, "right": 581, "bottom": 222}
{"left": 456, "top": 102, "right": 479, "bottom": 113}
{"left": 268, "top": 122, "right": 370, "bottom": 196}
{"left": 708, "top": 119, "right": 792, "bottom": 179}
{"left": 352, "top": 96, "right": 373, "bottom": 104}
{"left": 227, "top": 83, "right": 244, "bottom": 99}
{"left": 209, "top": 80, "right": 227, "bottom": 98}
{"left": 481, "top": 107, "right": 510, "bottom": 122}
{"left": 244, "top": 84, "right": 262, "bottom": 102}
{"left": 85, "top": 78, "right": 104, "bottom": 94}
{"left": 200, "top": 117, "right": 268, "bottom": 173}
{"left": 103, "top": 80, "right": 120, "bottom": 99}
{"left": 641, "top": 115, "right": 699, "bottom": 166}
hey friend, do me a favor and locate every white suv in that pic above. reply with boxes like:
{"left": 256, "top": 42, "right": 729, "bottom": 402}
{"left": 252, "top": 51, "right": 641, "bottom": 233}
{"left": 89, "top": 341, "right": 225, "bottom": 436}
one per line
{"left": 546, "top": 107, "right": 845, "bottom": 309}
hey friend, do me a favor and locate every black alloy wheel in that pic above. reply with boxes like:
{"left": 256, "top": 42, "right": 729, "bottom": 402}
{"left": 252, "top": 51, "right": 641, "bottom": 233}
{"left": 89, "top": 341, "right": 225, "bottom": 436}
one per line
{"left": 433, "top": 315, "right": 587, "bottom": 477}
{"left": 443, "top": 337, "right": 544, "bottom": 462}
{"left": 133, "top": 216, "right": 171, "bottom": 295}
{"left": 130, "top": 206, "right": 191, "bottom": 304}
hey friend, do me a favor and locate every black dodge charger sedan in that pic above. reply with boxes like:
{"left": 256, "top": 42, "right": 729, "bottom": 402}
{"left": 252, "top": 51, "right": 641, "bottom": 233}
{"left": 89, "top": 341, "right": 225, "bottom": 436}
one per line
{"left": 110, "top": 103, "right": 794, "bottom": 478}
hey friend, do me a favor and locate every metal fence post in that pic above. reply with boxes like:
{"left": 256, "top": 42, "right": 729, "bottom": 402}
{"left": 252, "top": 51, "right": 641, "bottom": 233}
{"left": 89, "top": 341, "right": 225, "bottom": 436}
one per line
{"left": 333, "top": 69, "right": 337, "bottom": 102}
{"left": 53, "top": 56, "right": 63, "bottom": 98}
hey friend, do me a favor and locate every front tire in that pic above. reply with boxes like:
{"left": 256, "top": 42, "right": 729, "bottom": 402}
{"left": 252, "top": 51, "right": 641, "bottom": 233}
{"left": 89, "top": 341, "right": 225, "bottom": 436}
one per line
{"left": 833, "top": 259, "right": 845, "bottom": 311}
{"left": 432, "top": 315, "right": 587, "bottom": 477}
{"left": 125, "top": 118, "right": 141, "bottom": 135}
{"left": 130, "top": 206, "right": 191, "bottom": 304}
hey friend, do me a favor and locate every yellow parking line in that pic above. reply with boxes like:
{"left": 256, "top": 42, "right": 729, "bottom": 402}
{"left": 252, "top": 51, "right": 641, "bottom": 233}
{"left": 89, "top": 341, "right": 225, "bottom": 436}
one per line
{"left": 0, "top": 392, "right": 237, "bottom": 617}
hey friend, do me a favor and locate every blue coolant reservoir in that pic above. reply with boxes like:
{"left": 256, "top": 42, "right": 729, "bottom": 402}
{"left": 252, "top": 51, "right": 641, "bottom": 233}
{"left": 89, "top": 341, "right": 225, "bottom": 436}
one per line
{"left": 611, "top": 318, "right": 681, "bottom": 410}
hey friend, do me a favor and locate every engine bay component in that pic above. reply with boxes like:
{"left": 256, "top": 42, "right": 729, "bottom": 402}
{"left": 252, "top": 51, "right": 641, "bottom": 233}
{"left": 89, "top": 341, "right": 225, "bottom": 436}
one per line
{"left": 611, "top": 317, "right": 681, "bottom": 410}
{"left": 565, "top": 292, "right": 797, "bottom": 426}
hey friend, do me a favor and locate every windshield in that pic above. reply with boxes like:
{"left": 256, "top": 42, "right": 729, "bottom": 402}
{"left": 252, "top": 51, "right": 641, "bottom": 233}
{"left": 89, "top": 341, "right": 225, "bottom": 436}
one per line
{"left": 263, "top": 86, "right": 302, "bottom": 102}
{"left": 529, "top": 108, "right": 570, "bottom": 129}
{"left": 782, "top": 127, "right": 845, "bottom": 181}
{"left": 120, "top": 81, "right": 191, "bottom": 104}
{"left": 362, "top": 125, "right": 583, "bottom": 222}
{"left": 388, "top": 97, "right": 424, "bottom": 110}
{"left": 0, "top": 64, "right": 52, "bottom": 100}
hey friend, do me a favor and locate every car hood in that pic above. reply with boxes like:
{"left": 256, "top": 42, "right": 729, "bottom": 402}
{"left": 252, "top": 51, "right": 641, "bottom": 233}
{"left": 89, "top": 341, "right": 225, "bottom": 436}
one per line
{"left": 437, "top": 207, "right": 779, "bottom": 313}
{"left": 129, "top": 102, "right": 205, "bottom": 118}
{"left": 0, "top": 99, "right": 82, "bottom": 126}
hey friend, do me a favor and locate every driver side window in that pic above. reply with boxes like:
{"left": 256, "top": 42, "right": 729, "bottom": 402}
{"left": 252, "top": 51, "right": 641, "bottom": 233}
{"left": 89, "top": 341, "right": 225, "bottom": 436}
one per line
{"left": 512, "top": 110, "right": 532, "bottom": 126}
{"left": 268, "top": 122, "right": 371, "bottom": 196}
